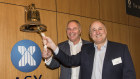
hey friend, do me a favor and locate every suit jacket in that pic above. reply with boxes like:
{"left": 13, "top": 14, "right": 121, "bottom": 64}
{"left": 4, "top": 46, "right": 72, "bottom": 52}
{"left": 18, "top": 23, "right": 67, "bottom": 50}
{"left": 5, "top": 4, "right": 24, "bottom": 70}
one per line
{"left": 46, "top": 40, "right": 91, "bottom": 79}
{"left": 55, "top": 41, "right": 136, "bottom": 79}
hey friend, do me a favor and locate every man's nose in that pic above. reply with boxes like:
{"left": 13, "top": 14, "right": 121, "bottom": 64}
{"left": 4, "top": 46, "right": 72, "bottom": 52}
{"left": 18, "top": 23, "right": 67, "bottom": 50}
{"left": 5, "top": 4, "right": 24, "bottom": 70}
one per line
{"left": 96, "top": 30, "right": 100, "bottom": 34}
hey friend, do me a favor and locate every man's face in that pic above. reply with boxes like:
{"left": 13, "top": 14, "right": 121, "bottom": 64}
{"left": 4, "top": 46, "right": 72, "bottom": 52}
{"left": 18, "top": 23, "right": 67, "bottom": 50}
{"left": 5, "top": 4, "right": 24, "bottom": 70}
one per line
{"left": 66, "top": 22, "right": 81, "bottom": 42}
{"left": 90, "top": 21, "right": 107, "bottom": 44}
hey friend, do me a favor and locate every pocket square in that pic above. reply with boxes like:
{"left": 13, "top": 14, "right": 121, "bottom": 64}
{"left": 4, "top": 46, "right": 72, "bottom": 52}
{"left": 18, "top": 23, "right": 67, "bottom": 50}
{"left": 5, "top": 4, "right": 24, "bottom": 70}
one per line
{"left": 112, "top": 57, "right": 122, "bottom": 66}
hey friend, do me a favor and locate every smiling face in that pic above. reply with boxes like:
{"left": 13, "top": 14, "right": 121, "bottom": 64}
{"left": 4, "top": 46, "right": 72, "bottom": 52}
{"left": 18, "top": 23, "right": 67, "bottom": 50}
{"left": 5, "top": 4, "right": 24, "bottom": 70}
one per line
{"left": 90, "top": 21, "right": 107, "bottom": 45}
{"left": 66, "top": 21, "right": 81, "bottom": 44}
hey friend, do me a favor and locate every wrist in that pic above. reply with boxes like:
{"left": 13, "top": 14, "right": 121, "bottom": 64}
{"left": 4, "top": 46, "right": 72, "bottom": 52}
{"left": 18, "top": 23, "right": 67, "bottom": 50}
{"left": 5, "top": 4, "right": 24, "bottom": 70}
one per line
{"left": 45, "top": 56, "right": 53, "bottom": 65}
{"left": 45, "top": 55, "right": 52, "bottom": 61}
{"left": 52, "top": 45, "right": 57, "bottom": 51}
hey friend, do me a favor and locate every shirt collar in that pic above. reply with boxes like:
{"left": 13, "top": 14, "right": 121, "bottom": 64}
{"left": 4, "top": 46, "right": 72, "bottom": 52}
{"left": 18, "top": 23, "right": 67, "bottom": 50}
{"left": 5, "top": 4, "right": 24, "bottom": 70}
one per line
{"left": 94, "top": 39, "right": 108, "bottom": 50}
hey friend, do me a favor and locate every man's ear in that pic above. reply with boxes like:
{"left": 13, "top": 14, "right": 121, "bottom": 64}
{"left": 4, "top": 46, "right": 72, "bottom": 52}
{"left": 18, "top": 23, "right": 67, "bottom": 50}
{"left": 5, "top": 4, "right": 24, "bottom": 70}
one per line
{"left": 89, "top": 32, "right": 92, "bottom": 37}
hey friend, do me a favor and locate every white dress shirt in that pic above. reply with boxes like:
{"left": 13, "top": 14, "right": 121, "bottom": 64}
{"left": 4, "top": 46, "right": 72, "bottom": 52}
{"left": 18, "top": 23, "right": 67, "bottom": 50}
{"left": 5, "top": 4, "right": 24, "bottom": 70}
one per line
{"left": 91, "top": 40, "right": 107, "bottom": 79}
{"left": 68, "top": 39, "right": 82, "bottom": 79}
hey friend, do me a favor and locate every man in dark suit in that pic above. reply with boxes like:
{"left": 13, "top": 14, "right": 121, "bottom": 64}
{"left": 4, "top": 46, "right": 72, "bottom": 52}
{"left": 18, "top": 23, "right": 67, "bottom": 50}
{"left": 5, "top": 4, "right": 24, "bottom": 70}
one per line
{"left": 42, "top": 20, "right": 90, "bottom": 79}
{"left": 43, "top": 20, "right": 136, "bottom": 79}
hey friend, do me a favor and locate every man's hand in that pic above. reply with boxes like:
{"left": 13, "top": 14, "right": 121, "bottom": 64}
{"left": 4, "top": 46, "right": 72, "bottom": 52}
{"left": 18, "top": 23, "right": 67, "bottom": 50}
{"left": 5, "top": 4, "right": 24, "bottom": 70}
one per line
{"left": 42, "top": 36, "right": 57, "bottom": 51}
{"left": 42, "top": 48, "right": 52, "bottom": 60}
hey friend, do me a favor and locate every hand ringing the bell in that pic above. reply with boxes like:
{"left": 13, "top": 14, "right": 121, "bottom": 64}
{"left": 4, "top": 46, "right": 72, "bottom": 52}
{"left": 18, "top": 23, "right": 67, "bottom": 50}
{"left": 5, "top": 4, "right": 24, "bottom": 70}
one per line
{"left": 42, "top": 36, "right": 57, "bottom": 51}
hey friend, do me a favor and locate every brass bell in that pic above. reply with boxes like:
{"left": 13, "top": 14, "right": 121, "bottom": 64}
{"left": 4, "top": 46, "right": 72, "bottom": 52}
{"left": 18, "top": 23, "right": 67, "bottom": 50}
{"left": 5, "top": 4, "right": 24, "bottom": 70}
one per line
{"left": 20, "top": 4, "right": 47, "bottom": 33}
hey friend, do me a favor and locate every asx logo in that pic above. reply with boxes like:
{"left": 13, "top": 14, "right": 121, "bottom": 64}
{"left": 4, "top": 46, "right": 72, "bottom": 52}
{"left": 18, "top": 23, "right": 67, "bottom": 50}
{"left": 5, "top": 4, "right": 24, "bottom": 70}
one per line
{"left": 18, "top": 46, "right": 36, "bottom": 67}
{"left": 11, "top": 40, "right": 42, "bottom": 72}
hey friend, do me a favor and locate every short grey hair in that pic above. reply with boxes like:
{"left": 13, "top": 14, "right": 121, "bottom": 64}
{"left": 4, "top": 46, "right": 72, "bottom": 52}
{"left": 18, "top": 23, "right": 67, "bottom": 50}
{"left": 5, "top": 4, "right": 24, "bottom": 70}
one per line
{"left": 67, "top": 20, "right": 81, "bottom": 29}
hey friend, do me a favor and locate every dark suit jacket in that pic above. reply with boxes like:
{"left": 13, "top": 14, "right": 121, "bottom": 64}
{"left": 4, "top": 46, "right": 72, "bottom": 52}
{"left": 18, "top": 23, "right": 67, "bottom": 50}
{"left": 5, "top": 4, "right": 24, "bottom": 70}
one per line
{"left": 55, "top": 41, "right": 136, "bottom": 79}
{"left": 46, "top": 40, "right": 91, "bottom": 79}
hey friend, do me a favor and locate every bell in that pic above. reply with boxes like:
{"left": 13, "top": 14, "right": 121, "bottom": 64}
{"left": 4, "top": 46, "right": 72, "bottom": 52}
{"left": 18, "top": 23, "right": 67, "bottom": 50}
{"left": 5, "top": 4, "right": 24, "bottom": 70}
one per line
{"left": 20, "top": 4, "right": 47, "bottom": 33}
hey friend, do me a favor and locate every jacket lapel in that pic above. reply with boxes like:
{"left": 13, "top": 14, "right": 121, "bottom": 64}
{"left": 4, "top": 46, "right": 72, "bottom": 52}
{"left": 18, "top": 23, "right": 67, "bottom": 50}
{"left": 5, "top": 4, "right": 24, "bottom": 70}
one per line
{"left": 65, "top": 42, "right": 71, "bottom": 55}
{"left": 86, "top": 44, "right": 95, "bottom": 79}
{"left": 102, "top": 41, "right": 112, "bottom": 79}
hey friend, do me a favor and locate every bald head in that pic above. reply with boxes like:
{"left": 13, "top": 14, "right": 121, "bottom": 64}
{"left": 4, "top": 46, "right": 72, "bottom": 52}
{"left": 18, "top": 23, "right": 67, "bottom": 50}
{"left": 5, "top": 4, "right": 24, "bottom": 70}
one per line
{"left": 90, "top": 21, "right": 106, "bottom": 33}
{"left": 89, "top": 20, "right": 107, "bottom": 45}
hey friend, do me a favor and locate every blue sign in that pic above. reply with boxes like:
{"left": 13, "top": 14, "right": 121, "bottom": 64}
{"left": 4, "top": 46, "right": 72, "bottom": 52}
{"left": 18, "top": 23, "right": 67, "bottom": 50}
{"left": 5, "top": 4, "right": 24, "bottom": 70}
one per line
{"left": 11, "top": 40, "right": 42, "bottom": 72}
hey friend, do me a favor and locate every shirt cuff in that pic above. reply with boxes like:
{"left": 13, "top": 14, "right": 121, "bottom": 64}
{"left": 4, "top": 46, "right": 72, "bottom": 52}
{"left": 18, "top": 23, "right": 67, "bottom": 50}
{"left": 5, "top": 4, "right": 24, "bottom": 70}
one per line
{"left": 45, "top": 56, "right": 53, "bottom": 65}
{"left": 54, "top": 47, "right": 59, "bottom": 55}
